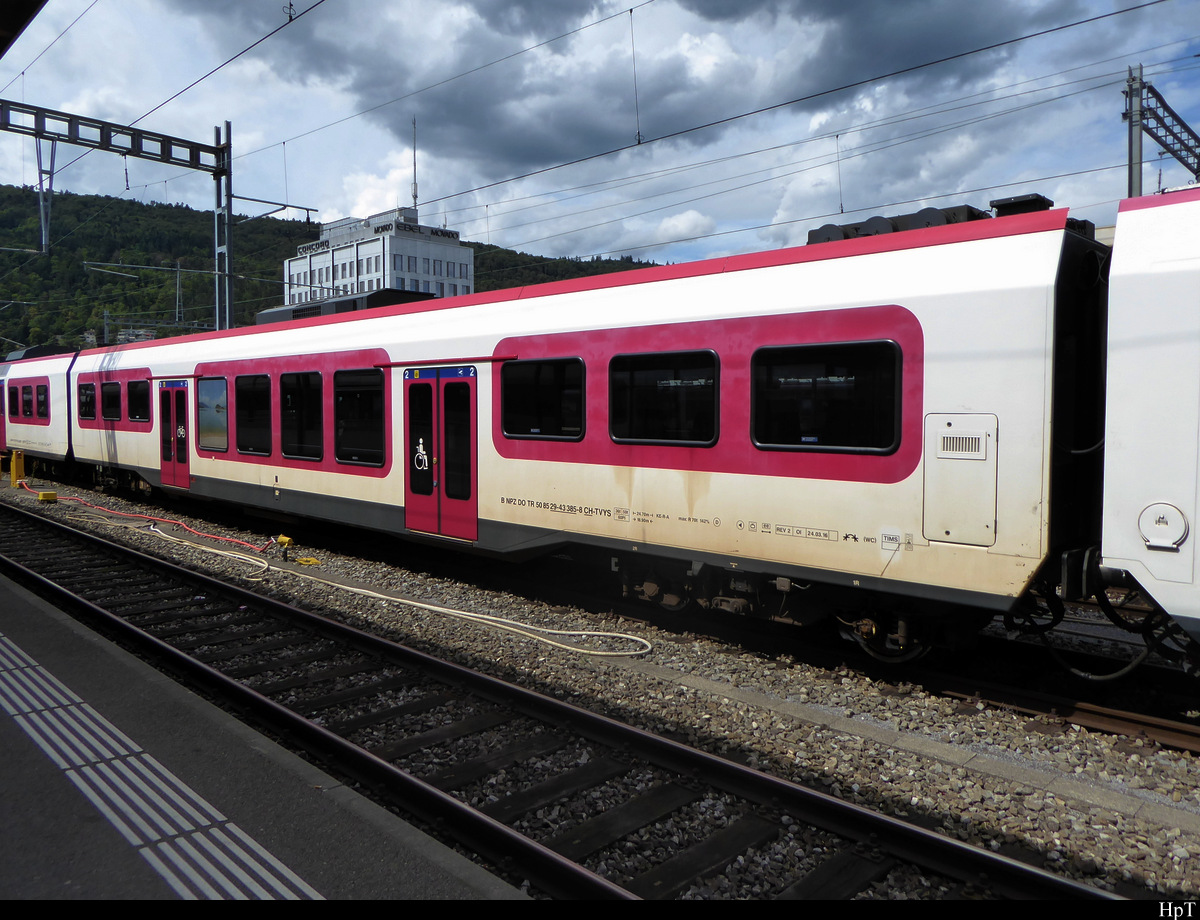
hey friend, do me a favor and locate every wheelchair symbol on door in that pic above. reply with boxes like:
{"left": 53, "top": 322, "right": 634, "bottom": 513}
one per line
{"left": 413, "top": 438, "right": 429, "bottom": 471}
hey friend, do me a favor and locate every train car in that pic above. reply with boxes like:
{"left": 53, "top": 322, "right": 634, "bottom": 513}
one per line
{"left": 0, "top": 359, "right": 8, "bottom": 455}
{"left": 2, "top": 351, "right": 75, "bottom": 464}
{"left": 3, "top": 187, "right": 1197, "bottom": 666}
{"left": 1100, "top": 186, "right": 1200, "bottom": 656}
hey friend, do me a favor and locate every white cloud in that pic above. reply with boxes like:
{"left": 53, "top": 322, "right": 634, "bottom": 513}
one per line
{"left": 656, "top": 208, "right": 717, "bottom": 241}
{"left": 0, "top": 0, "right": 1196, "bottom": 265}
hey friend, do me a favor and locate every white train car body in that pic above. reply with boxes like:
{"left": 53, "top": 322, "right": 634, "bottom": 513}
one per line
{"left": 12, "top": 191, "right": 1199, "bottom": 656}
{"left": 1102, "top": 187, "right": 1200, "bottom": 639}
{"left": 478, "top": 210, "right": 1075, "bottom": 610}
{"left": 2, "top": 353, "right": 74, "bottom": 461}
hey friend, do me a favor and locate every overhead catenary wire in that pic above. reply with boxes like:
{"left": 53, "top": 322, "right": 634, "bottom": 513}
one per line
{"left": 50, "top": 0, "right": 333, "bottom": 180}
{"left": 382, "top": 43, "right": 1200, "bottom": 234}
{"left": 418, "top": 0, "right": 1177, "bottom": 211}
{"left": 461, "top": 48, "right": 1197, "bottom": 247}
{"left": 0, "top": 4, "right": 331, "bottom": 295}
{"left": 98, "top": 0, "right": 1183, "bottom": 219}
{"left": 0, "top": 0, "right": 100, "bottom": 95}
{"left": 572, "top": 162, "right": 1131, "bottom": 260}
{"left": 472, "top": 158, "right": 1131, "bottom": 282}
{"left": 0, "top": 0, "right": 1194, "bottom": 322}
{"left": 236, "top": 0, "right": 662, "bottom": 160}
{"left": 629, "top": 8, "right": 644, "bottom": 146}
{"left": 435, "top": 57, "right": 1198, "bottom": 264}
{"left": 465, "top": 44, "right": 1198, "bottom": 263}
{"left": 495, "top": 74, "right": 1125, "bottom": 252}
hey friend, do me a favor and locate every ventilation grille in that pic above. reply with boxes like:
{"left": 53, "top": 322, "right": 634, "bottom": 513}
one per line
{"left": 943, "top": 435, "right": 980, "bottom": 453}
{"left": 937, "top": 430, "right": 987, "bottom": 460}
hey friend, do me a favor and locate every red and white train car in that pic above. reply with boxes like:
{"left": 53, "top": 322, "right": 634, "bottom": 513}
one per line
{"left": 3, "top": 187, "right": 1198, "bottom": 663}
{"left": 1101, "top": 188, "right": 1200, "bottom": 655}
{"left": 1, "top": 351, "right": 74, "bottom": 463}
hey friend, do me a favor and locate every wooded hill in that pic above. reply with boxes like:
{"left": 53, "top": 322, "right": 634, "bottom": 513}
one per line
{"left": 0, "top": 184, "right": 658, "bottom": 350}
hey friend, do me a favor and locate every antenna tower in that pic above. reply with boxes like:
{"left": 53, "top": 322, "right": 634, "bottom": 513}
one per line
{"left": 411, "top": 118, "right": 419, "bottom": 211}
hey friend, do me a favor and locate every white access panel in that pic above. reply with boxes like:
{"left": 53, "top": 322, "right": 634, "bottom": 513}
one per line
{"left": 923, "top": 413, "right": 998, "bottom": 547}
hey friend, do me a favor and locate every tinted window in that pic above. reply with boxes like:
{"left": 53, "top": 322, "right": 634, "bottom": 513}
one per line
{"left": 7, "top": 386, "right": 16, "bottom": 418}
{"left": 409, "top": 382, "right": 433, "bottom": 495}
{"left": 235, "top": 375, "right": 271, "bottom": 455}
{"left": 101, "top": 382, "right": 121, "bottom": 420}
{"left": 36, "top": 385, "right": 48, "bottom": 419}
{"left": 128, "top": 380, "right": 150, "bottom": 422}
{"left": 160, "top": 390, "right": 172, "bottom": 461}
{"left": 280, "top": 372, "right": 322, "bottom": 459}
{"left": 22, "top": 385, "right": 33, "bottom": 418}
{"left": 752, "top": 341, "right": 900, "bottom": 453}
{"left": 444, "top": 381, "right": 471, "bottom": 500}
{"left": 502, "top": 359, "right": 584, "bottom": 440}
{"left": 197, "top": 377, "right": 228, "bottom": 451}
{"left": 78, "top": 383, "right": 96, "bottom": 420}
{"left": 610, "top": 351, "right": 717, "bottom": 445}
{"left": 334, "top": 369, "right": 384, "bottom": 465}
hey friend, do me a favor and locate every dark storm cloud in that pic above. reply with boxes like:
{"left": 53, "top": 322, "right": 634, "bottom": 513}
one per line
{"left": 583, "top": 0, "right": 1087, "bottom": 165}
{"left": 161, "top": 0, "right": 646, "bottom": 174}
{"left": 161, "top": 0, "right": 375, "bottom": 84}
{"left": 787, "top": 0, "right": 1086, "bottom": 94}
{"left": 470, "top": 0, "right": 610, "bottom": 39}
{"left": 157, "top": 0, "right": 1128, "bottom": 188}
{"left": 674, "top": 0, "right": 784, "bottom": 20}
{"left": 662, "top": 0, "right": 1091, "bottom": 124}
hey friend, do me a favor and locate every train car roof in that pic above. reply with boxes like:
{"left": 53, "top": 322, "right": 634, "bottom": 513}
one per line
{"left": 72, "top": 206, "right": 1070, "bottom": 357}
{"left": 1117, "top": 184, "right": 1200, "bottom": 214}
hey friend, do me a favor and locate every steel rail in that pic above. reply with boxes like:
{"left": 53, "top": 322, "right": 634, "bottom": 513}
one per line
{"left": 0, "top": 501, "right": 1118, "bottom": 900}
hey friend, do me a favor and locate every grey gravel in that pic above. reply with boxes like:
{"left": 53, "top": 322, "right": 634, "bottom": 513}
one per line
{"left": 5, "top": 479, "right": 1200, "bottom": 897}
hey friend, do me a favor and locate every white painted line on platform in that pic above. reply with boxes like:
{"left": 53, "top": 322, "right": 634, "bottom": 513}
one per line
{"left": 0, "top": 633, "right": 324, "bottom": 899}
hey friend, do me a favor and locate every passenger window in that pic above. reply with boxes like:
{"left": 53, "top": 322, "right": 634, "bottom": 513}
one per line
{"left": 160, "top": 390, "right": 172, "bottom": 461}
{"left": 280, "top": 372, "right": 322, "bottom": 460}
{"left": 409, "top": 383, "right": 433, "bottom": 495}
{"left": 197, "top": 377, "right": 229, "bottom": 451}
{"left": 751, "top": 341, "right": 901, "bottom": 453}
{"left": 334, "top": 369, "right": 384, "bottom": 466}
{"left": 128, "top": 380, "right": 150, "bottom": 422}
{"left": 22, "top": 385, "right": 33, "bottom": 418}
{"left": 78, "top": 383, "right": 96, "bottom": 420}
{"left": 501, "top": 359, "right": 584, "bottom": 440}
{"left": 6, "top": 386, "right": 16, "bottom": 418}
{"left": 610, "top": 351, "right": 717, "bottom": 445}
{"left": 235, "top": 375, "right": 271, "bottom": 455}
{"left": 443, "top": 381, "right": 471, "bottom": 499}
{"left": 101, "top": 382, "right": 122, "bottom": 420}
{"left": 36, "top": 385, "right": 48, "bottom": 419}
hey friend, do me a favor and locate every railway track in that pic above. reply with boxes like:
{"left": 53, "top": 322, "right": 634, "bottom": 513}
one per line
{"left": 0, "top": 500, "right": 1115, "bottom": 899}
{"left": 910, "top": 670, "right": 1200, "bottom": 754}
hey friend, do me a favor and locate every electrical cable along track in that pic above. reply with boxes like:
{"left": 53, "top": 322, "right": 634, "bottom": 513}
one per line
{"left": 0, "top": 501, "right": 1115, "bottom": 900}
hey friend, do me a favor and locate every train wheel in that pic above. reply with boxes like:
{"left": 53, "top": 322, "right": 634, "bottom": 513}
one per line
{"left": 842, "top": 613, "right": 930, "bottom": 663}
{"left": 658, "top": 588, "right": 691, "bottom": 612}
{"left": 853, "top": 633, "right": 929, "bottom": 663}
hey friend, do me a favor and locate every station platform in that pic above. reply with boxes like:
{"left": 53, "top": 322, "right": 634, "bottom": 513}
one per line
{"left": 0, "top": 574, "right": 525, "bottom": 900}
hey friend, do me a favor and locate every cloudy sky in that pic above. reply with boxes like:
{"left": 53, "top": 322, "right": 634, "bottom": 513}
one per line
{"left": 1, "top": 0, "right": 1198, "bottom": 264}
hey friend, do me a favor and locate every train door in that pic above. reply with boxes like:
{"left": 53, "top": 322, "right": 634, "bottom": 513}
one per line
{"left": 158, "top": 380, "right": 190, "bottom": 490}
{"left": 403, "top": 366, "right": 477, "bottom": 541}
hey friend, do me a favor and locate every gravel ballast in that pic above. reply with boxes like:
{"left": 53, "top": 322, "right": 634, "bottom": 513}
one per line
{"left": 3, "top": 479, "right": 1198, "bottom": 897}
